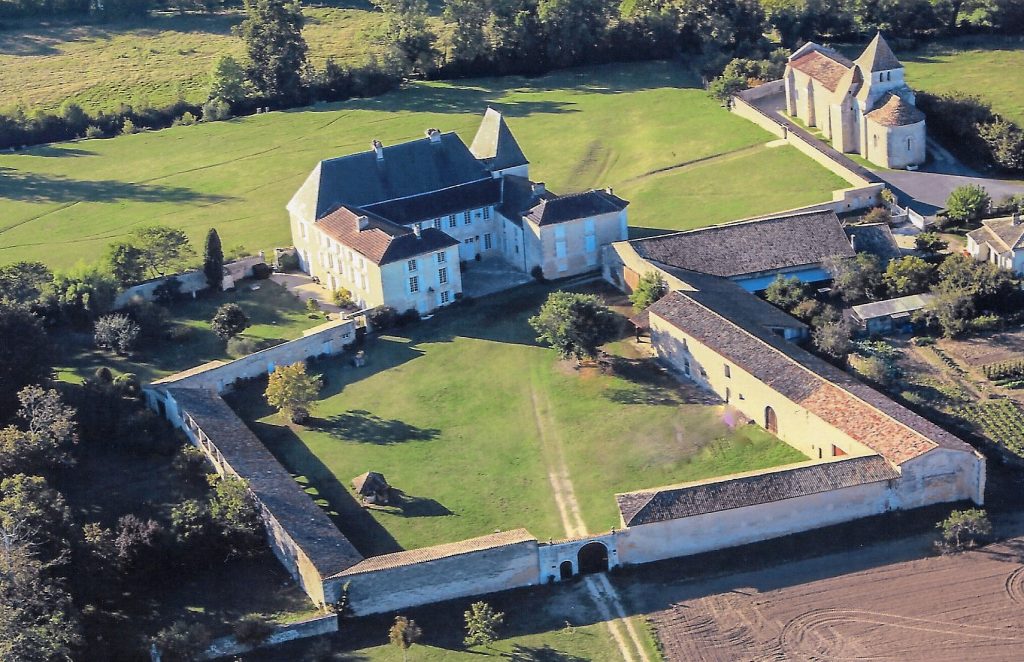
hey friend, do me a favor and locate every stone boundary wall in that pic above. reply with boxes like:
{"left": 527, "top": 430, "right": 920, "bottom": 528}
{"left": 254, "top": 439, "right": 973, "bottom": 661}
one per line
{"left": 200, "top": 613, "right": 338, "bottom": 660}
{"left": 150, "top": 318, "right": 356, "bottom": 393}
{"left": 114, "top": 255, "right": 266, "bottom": 309}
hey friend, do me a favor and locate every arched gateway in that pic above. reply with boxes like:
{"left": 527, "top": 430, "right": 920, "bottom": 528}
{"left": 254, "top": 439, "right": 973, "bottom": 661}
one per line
{"left": 577, "top": 542, "right": 609, "bottom": 575}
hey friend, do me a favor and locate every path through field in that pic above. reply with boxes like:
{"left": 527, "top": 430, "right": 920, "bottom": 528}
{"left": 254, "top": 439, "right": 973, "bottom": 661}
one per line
{"left": 529, "top": 381, "right": 650, "bottom": 662}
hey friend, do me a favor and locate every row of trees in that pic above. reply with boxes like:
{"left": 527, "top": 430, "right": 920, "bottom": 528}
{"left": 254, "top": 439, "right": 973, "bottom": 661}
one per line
{"left": 919, "top": 93, "right": 1024, "bottom": 175}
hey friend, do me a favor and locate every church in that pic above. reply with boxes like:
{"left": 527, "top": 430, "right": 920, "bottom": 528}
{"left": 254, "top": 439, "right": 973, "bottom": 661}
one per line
{"left": 784, "top": 33, "right": 926, "bottom": 169}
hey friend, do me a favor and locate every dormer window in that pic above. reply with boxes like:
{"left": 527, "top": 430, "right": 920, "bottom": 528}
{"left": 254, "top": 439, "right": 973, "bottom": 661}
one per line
{"left": 407, "top": 259, "right": 417, "bottom": 272}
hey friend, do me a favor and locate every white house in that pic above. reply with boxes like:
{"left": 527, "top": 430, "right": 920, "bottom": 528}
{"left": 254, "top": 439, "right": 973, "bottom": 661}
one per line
{"left": 966, "top": 213, "right": 1024, "bottom": 274}
{"left": 785, "top": 33, "right": 926, "bottom": 169}
{"left": 288, "top": 108, "right": 629, "bottom": 312}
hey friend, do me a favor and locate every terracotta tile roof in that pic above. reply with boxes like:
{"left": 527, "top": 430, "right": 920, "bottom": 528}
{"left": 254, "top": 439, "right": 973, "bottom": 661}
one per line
{"left": 630, "top": 210, "right": 854, "bottom": 279}
{"left": 617, "top": 456, "right": 899, "bottom": 526}
{"left": 524, "top": 189, "right": 629, "bottom": 226}
{"left": 967, "top": 216, "right": 1024, "bottom": 253}
{"left": 789, "top": 49, "right": 854, "bottom": 92}
{"left": 334, "top": 529, "right": 536, "bottom": 576}
{"left": 165, "top": 388, "right": 363, "bottom": 575}
{"left": 316, "top": 205, "right": 458, "bottom": 266}
{"left": 647, "top": 291, "right": 976, "bottom": 465}
{"left": 856, "top": 32, "right": 903, "bottom": 72}
{"left": 866, "top": 93, "right": 925, "bottom": 127}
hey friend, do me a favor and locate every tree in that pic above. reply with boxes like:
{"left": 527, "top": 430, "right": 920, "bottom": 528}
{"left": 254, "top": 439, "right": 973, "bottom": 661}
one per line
{"left": 208, "top": 475, "right": 262, "bottom": 554}
{"left": 978, "top": 118, "right": 1024, "bottom": 172}
{"left": 442, "top": 0, "right": 490, "bottom": 65}
{"left": 529, "top": 292, "right": 620, "bottom": 363}
{"left": 629, "top": 272, "right": 667, "bottom": 312}
{"left": 234, "top": 614, "right": 275, "bottom": 646}
{"left": 94, "top": 314, "right": 141, "bottom": 354}
{"left": 708, "top": 72, "right": 747, "bottom": 105}
{"left": 208, "top": 54, "right": 249, "bottom": 105}
{"left": 0, "top": 305, "right": 52, "bottom": 418}
{"left": 211, "top": 303, "right": 250, "bottom": 340}
{"left": 764, "top": 275, "right": 809, "bottom": 312}
{"left": 883, "top": 256, "right": 935, "bottom": 297}
{"left": 0, "top": 474, "right": 72, "bottom": 565}
{"left": 0, "top": 262, "right": 51, "bottom": 306}
{"left": 47, "top": 266, "right": 119, "bottom": 326}
{"left": 236, "top": 0, "right": 309, "bottom": 100}
{"left": 917, "top": 288, "right": 974, "bottom": 338}
{"left": 536, "top": 0, "right": 613, "bottom": 67}
{"left": 106, "top": 241, "right": 147, "bottom": 287}
{"left": 914, "top": 231, "right": 948, "bottom": 257}
{"left": 389, "top": 616, "right": 422, "bottom": 661}
{"left": 130, "top": 225, "right": 195, "bottom": 278}
{"left": 812, "top": 318, "right": 851, "bottom": 361}
{"left": 944, "top": 184, "right": 991, "bottom": 224}
{"left": 265, "top": 361, "right": 322, "bottom": 423}
{"left": 152, "top": 621, "right": 212, "bottom": 662}
{"left": 373, "top": 0, "right": 437, "bottom": 73}
{"left": 114, "top": 514, "right": 163, "bottom": 569}
{"left": 823, "top": 253, "right": 883, "bottom": 303}
{"left": 203, "top": 228, "right": 225, "bottom": 291}
{"left": 464, "top": 601, "right": 504, "bottom": 648}
{"left": 937, "top": 508, "right": 991, "bottom": 551}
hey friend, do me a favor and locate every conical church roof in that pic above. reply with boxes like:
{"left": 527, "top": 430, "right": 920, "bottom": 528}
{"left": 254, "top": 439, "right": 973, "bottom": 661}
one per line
{"left": 470, "top": 107, "right": 529, "bottom": 171}
{"left": 856, "top": 32, "right": 902, "bottom": 72}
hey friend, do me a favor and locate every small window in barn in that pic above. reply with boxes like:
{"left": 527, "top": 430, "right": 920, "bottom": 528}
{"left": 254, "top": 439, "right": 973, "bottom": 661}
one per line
{"left": 683, "top": 358, "right": 691, "bottom": 376}
{"left": 765, "top": 406, "right": 778, "bottom": 434}
{"left": 832, "top": 444, "right": 848, "bottom": 457}
{"left": 907, "top": 138, "right": 913, "bottom": 152}
{"left": 724, "top": 364, "right": 731, "bottom": 378}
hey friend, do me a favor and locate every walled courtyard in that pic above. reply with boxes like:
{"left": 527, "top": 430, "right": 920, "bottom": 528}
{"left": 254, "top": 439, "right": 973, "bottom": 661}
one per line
{"left": 228, "top": 282, "right": 807, "bottom": 555}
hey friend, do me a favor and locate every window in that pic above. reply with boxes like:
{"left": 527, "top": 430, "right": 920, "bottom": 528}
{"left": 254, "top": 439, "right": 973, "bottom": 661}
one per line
{"left": 484, "top": 233, "right": 492, "bottom": 250}
{"left": 907, "top": 138, "right": 913, "bottom": 151}
{"left": 440, "top": 290, "right": 450, "bottom": 304}
{"left": 408, "top": 276, "right": 419, "bottom": 293}
{"left": 873, "top": 134, "right": 878, "bottom": 149}
{"left": 555, "top": 241, "right": 567, "bottom": 258}
{"left": 584, "top": 218, "right": 595, "bottom": 234}
{"left": 433, "top": 218, "right": 442, "bottom": 230}
{"left": 436, "top": 251, "right": 446, "bottom": 263}
{"left": 407, "top": 259, "right": 417, "bottom": 272}
{"left": 464, "top": 238, "right": 473, "bottom": 245}
{"left": 724, "top": 364, "right": 731, "bottom": 378}
{"left": 438, "top": 267, "right": 448, "bottom": 284}
{"left": 585, "top": 235, "right": 597, "bottom": 253}
{"left": 482, "top": 206, "right": 491, "bottom": 220}
{"left": 683, "top": 358, "right": 691, "bottom": 376}
{"left": 300, "top": 222, "right": 308, "bottom": 240}
{"left": 463, "top": 211, "right": 472, "bottom": 225}
{"left": 449, "top": 214, "right": 458, "bottom": 228}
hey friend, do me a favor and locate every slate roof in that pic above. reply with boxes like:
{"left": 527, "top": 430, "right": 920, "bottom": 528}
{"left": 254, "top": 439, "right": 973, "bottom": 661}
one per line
{"left": 856, "top": 32, "right": 903, "bottom": 72}
{"left": 629, "top": 210, "right": 855, "bottom": 279}
{"left": 470, "top": 108, "right": 529, "bottom": 171}
{"left": 165, "top": 388, "right": 363, "bottom": 575}
{"left": 334, "top": 529, "right": 536, "bottom": 576}
{"left": 851, "top": 293, "right": 935, "bottom": 322}
{"left": 790, "top": 49, "right": 855, "bottom": 92}
{"left": 866, "top": 93, "right": 926, "bottom": 127}
{"left": 310, "top": 132, "right": 491, "bottom": 217}
{"left": 352, "top": 471, "right": 389, "bottom": 495}
{"left": 647, "top": 290, "right": 977, "bottom": 465}
{"left": 316, "top": 205, "right": 458, "bottom": 266}
{"left": 497, "top": 175, "right": 553, "bottom": 223}
{"left": 364, "top": 178, "right": 502, "bottom": 225}
{"left": 967, "top": 216, "right": 1024, "bottom": 253}
{"left": 524, "top": 188, "right": 629, "bottom": 226}
{"left": 846, "top": 222, "right": 901, "bottom": 261}
{"left": 617, "top": 456, "right": 899, "bottom": 526}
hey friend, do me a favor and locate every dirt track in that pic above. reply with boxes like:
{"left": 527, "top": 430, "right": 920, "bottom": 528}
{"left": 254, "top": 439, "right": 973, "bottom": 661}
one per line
{"left": 647, "top": 538, "right": 1024, "bottom": 661}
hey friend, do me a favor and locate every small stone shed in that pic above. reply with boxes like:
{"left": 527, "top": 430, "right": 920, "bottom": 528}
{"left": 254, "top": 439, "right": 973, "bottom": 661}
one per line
{"left": 352, "top": 471, "right": 391, "bottom": 505}
{"left": 850, "top": 293, "right": 934, "bottom": 335}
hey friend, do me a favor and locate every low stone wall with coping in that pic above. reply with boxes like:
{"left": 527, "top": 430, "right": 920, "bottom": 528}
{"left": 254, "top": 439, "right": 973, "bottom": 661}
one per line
{"left": 114, "top": 255, "right": 266, "bottom": 309}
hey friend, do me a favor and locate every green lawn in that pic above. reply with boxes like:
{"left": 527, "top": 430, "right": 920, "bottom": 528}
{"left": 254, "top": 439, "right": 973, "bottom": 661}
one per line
{"left": 899, "top": 37, "right": 1024, "bottom": 125}
{"left": 0, "top": 60, "right": 846, "bottom": 270}
{"left": 54, "top": 278, "right": 323, "bottom": 384}
{"left": 230, "top": 283, "right": 807, "bottom": 553}
{"left": 0, "top": 7, "right": 391, "bottom": 114}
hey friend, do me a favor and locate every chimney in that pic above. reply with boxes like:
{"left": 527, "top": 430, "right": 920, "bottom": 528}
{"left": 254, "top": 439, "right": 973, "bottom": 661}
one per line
{"left": 532, "top": 181, "right": 546, "bottom": 196}
{"left": 357, "top": 215, "right": 370, "bottom": 231}
{"left": 604, "top": 186, "right": 614, "bottom": 196}
{"left": 1014, "top": 212, "right": 1021, "bottom": 226}
{"left": 412, "top": 224, "right": 421, "bottom": 238}
{"left": 371, "top": 140, "right": 384, "bottom": 160}
{"left": 425, "top": 128, "right": 441, "bottom": 144}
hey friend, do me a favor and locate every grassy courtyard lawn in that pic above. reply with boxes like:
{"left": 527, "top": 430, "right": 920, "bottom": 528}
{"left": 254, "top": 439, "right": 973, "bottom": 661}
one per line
{"left": 0, "top": 7, "right": 390, "bottom": 114}
{"left": 900, "top": 37, "right": 1024, "bottom": 126}
{"left": 230, "top": 283, "right": 806, "bottom": 554}
{"left": 54, "top": 278, "right": 321, "bottom": 384}
{"left": 0, "top": 60, "right": 845, "bottom": 270}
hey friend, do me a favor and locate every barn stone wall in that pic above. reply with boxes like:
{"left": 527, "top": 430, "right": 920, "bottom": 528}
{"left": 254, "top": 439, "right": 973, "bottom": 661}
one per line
{"left": 114, "top": 255, "right": 266, "bottom": 309}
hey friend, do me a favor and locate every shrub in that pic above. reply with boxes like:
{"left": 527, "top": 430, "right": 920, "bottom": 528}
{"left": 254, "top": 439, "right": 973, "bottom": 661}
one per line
{"left": 113, "top": 372, "right": 140, "bottom": 396}
{"left": 227, "top": 336, "right": 262, "bottom": 358}
{"left": 970, "top": 314, "right": 1002, "bottom": 332}
{"left": 234, "top": 615, "right": 275, "bottom": 646}
{"left": 174, "top": 111, "right": 198, "bottom": 127}
{"left": 397, "top": 308, "right": 421, "bottom": 326}
{"left": 153, "top": 622, "right": 212, "bottom": 662}
{"left": 945, "top": 184, "right": 991, "bottom": 225}
{"left": 166, "top": 323, "right": 194, "bottom": 343}
{"left": 629, "top": 272, "right": 667, "bottom": 312}
{"left": 84, "top": 125, "right": 104, "bottom": 139}
{"left": 211, "top": 303, "right": 250, "bottom": 340}
{"left": 121, "top": 118, "right": 139, "bottom": 135}
{"left": 153, "top": 276, "right": 183, "bottom": 305}
{"left": 912, "top": 335, "right": 936, "bottom": 346}
{"left": 368, "top": 306, "right": 398, "bottom": 331}
{"left": 124, "top": 300, "right": 169, "bottom": 339}
{"left": 251, "top": 262, "right": 271, "bottom": 280}
{"left": 936, "top": 508, "right": 992, "bottom": 552}
{"left": 860, "top": 206, "right": 890, "bottom": 225}
{"left": 94, "top": 314, "right": 141, "bottom": 355}
{"left": 172, "top": 444, "right": 209, "bottom": 480}
{"left": 277, "top": 251, "right": 299, "bottom": 272}
{"left": 331, "top": 287, "right": 354, "bottom": 307}
{"left": 530, "top": 265, "right": 545, "bottom": 282}
{"left": 265, "top": 362, "right": 322, "bottom": 424}
{"left": 305, "top": 297, "right": 321, "bottom": 316}
{"left": 93, "top": 366, "right": 114, "bottom": 384}
{"left": 202, "top": 97, "right": 232, "bottom": 122}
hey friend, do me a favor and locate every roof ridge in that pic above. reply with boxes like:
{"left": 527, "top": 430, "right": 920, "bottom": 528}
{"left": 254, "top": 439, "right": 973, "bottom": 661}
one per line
{"left": 633, "top": 209, "right": 835, "bottom": 243}
{"left": 665, "top": 291, "right": 939, "bottom": 460}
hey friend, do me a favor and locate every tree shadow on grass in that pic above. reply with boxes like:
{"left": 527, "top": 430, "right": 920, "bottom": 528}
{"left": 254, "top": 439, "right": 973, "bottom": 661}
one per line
{"left": 506, "top": 645, "right": 590, "bottom": 661}
{"left": 249, "top": 420, "right": 404, "bottom": 557}
{"left": 311, "top": 409, "right": 440, "bottom": 444}
{"left": 603, "top": 356, "right": 716, "bottom": 406}
{"left": 11, "top": 145, "right": 96, "bottom": 157}
{"left": 0, "top": 167, "right": 233, "bottom": 205}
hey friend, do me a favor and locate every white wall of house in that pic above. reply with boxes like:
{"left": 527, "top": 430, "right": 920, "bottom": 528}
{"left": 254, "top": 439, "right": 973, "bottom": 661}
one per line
{"left": 413, "top": 206, "right": 501, "bottom": 263}
{"left": 380, "top": 245, "right": 464, "bottom": 314}
{"left": 525, "top": 209, "right": 627, "bottom": 280}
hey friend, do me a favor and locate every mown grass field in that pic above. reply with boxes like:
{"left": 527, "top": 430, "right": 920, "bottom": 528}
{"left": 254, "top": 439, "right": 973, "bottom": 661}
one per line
{"left": 53, "top": 278, "right": 323, "bottom": 384}
{"left": 900, "top": 37, "right": 1024, "bottom": 126}
{"left": 230, "top": 283, "right": 807, "bottom": 553}
{"left": 0, "top": 60, "right": 847, "bottom": 270}
{"left": 0, "top": 6, "right": 390, "bottom": 114}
